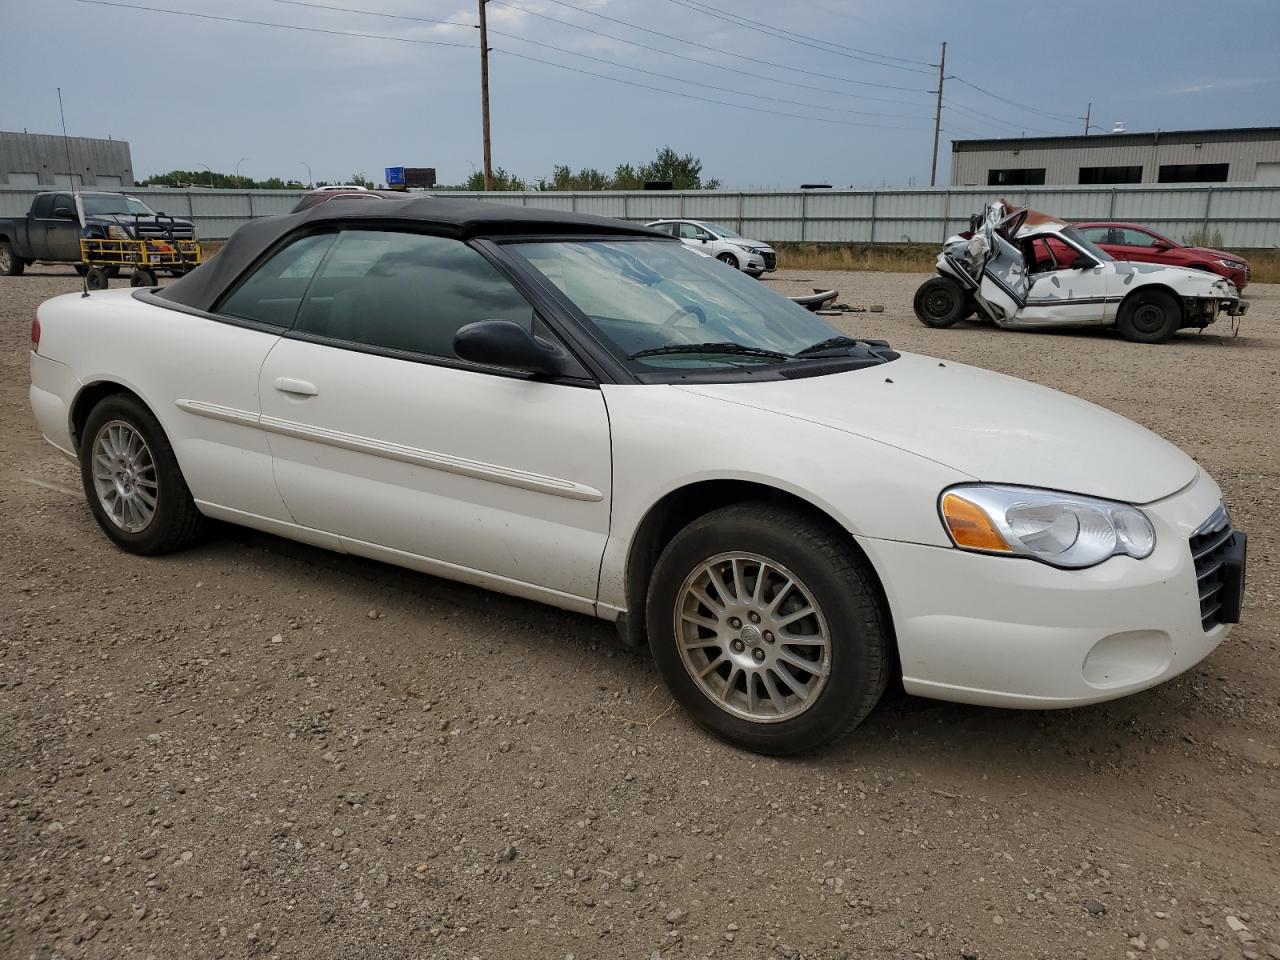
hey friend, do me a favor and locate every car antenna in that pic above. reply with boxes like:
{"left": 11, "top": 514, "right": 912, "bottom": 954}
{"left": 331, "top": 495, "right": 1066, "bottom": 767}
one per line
{"left": 58, "top": 87, "right": 90, "bottom": 298}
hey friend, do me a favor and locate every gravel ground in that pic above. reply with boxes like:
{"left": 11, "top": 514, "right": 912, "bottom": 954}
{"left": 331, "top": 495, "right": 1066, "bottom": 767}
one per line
{"left": 2, "top": 265, "right": 1278, "bottom": 960}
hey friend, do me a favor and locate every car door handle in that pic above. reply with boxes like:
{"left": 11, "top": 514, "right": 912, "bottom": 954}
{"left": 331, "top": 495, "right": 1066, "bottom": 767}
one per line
{"left": 273, "top": 377, "right": 318, "bottom": 397}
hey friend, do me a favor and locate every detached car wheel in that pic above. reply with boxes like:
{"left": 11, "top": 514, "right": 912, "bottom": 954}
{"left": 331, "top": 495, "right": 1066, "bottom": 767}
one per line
{"left": 1118, "top": 289, "right": 1181, "bottom": 344}
{"left": 913, "top": 276, "right": 968, "bottom": 328}
{"left": 646, "top": 502, "right": 890, "bottom": 755}
{"left": 79, "top": 394, "right": 209, "bottom": 555}
{"left": 0, "top": 241, "right": 24, "bottom": 276}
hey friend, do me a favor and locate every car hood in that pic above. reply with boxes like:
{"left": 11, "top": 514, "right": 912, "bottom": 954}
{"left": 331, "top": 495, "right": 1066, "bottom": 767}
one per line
{"left": 1112, "top": 260, "right": 1238, "bottom": 295}
{"left": 1182, "top": 246, "right": 1240, "bottom": 262}
{"left": 676, "top": 352, "right": 1198, "bottom": 504}
{"left": 89, "top": 213, "right": 194, "bottom": 226}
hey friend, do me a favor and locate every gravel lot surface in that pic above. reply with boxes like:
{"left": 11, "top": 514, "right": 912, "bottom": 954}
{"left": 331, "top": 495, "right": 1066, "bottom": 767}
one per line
{"left": 2, "top": 265, "right": 1278, "bottom": 960}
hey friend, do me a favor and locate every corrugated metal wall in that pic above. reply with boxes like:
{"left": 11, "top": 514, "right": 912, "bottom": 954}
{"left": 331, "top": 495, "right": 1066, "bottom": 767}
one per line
{"left": 3, "top": 184, "right": 1278, "bottom": 247}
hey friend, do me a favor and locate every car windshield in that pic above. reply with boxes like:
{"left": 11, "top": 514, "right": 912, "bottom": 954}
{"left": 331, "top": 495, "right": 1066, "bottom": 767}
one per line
{"left": 700, "top": 221, "right": 741, "bottom": 238}
{"left": 1059, "top": 226, "right": 1114, "bottom": 262}
{"left": 510, "top": 239, "right": 845, "bottom": 370}
{"left": 81, "top": 194, "right": 157, "bottom": 217}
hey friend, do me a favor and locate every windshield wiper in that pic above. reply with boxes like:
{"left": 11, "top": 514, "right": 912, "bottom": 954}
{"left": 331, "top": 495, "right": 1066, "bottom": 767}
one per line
{"left": 628, "top": 342, "right": 791, "bottom": 362}
{"left": 793, "top": 335, "right": 863, "bottom": 357}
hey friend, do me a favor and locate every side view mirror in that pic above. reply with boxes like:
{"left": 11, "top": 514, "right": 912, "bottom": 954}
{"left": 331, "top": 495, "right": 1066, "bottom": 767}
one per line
{"left": 1071, "top": 256, "right": 1096, "bottom": 270}
{"left": 454, "top": 320, "right": 577, "bottom": 378}
{"left": 1151, "top": 240, "right": 1171, "bottom": 250}
{"left": 54, "top": 206, "right": 76, "bottom": 219}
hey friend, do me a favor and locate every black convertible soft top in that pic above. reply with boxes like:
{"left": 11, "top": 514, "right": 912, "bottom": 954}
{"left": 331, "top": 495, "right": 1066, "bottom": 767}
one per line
{"left": 158, "top": 195, "right": 666, "bottom": 312}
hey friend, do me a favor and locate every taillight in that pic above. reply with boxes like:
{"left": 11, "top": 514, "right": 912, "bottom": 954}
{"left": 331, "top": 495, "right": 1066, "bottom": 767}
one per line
{"left": 31, "top": 314, "right": 41, "bottom": 352}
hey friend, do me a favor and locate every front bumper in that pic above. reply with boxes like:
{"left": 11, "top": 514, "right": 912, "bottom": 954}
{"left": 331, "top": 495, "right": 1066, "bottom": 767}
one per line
{"left": 739, "top": 248, "right": 776, "bottom": 273}
{"left": 858, "top": 470, "right": 1237, "bottom": 708}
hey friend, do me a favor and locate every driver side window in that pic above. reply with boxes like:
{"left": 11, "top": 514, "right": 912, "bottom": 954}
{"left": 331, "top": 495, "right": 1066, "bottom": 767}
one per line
{"left": 676, "top": 223, "right": 703, "bottom": 240}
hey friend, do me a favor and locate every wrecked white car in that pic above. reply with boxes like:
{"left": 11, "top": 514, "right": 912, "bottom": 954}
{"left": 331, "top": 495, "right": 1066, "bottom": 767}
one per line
{"left": 913, "top": 202, "right": 1248, "bottom": 343}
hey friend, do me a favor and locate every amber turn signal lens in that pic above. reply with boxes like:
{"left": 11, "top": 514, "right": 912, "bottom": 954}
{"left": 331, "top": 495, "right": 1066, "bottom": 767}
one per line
{"left": 941, "top": 492, "right": 1011, "bottom": 552}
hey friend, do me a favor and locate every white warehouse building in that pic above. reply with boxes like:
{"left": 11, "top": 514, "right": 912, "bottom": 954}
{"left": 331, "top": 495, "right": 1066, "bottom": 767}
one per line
{"left": 950, "top": 126, "right": 1280, "bottom": 188}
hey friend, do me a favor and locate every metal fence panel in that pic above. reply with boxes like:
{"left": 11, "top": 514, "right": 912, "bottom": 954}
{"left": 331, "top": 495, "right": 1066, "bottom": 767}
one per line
{"left": 2, "top": 184, "right": 1277, "bottom": 246}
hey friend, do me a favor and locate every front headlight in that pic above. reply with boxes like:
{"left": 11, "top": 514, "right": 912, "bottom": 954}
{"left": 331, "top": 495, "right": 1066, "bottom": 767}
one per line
{"left": 1217, "top": 258, "right": 1245, "bottom": 270}
{"left": 940, "top": 485, "right": 1155, "bottom": 569}
{"left": 106, "top": 225, "right": 133, "bottom": 240}
{"left": 731, "top": 243, "right": 758, "bottom": 253}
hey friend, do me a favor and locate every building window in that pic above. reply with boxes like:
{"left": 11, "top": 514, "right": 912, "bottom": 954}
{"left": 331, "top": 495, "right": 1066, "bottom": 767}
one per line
{"left": 987, "top": 168, "right": 1046, "bottom": 186}
{"left": 1158, "top": 163, "right": 1229, "bottom": 183}
{"left": 1079, "top": 165, "right": 1143, "bottom": 185}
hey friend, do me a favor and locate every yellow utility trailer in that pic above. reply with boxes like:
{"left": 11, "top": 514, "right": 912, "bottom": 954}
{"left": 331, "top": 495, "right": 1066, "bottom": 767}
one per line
{"left": 79, "top": 233, "right": 202, "bottom": 290}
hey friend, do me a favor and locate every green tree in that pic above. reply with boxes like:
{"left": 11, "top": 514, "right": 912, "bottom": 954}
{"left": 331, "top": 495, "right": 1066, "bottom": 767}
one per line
{"left": 464, "top": 167, "right": 527, "bottom": 191}
{"left": 637, "top": 146, "right": 707, "bottom": 189}
{"left": 348, "top": 172, "right": 376, "bottom": 189}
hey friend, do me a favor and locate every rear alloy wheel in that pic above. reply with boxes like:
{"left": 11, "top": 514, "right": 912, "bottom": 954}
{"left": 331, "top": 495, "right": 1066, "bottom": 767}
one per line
{"left": 913, "top": 275, "right": 968, "bottom": 328}
{"left": 647, "top": 502, "right": 890, "bottom": 754}
{"left": 0, "top": 241, "right": 24, "bottom": 276}
{"left": 717, "top": 252, "right": 740, "bottom": 270}
{"left": 1118, "top": 289, "right": 1181, "bottom": 344}
{"left": 80, "top": 393, "right": 208, "bottom": 554}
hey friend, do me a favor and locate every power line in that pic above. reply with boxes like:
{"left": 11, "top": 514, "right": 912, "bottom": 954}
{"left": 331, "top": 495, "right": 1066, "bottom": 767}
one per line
{"left": 524, "top": 0, "right": 933, "bottom": 93}
{"left": 258, "top": 0, "right": 933, "bottom": 119}
{"left": 487, "top": 0, "right": 931, "bottom": 107}
{"left": 67, "top": 0, "right": 933, "bottom": 134}
{"left": 258, "top": 0, "right": 474, "bottom": 29}
{"left": 496, "top": 50, "right": 931, "bottom": 132}
{"left": 662, "top": 0, "right": 935, "bottom": 73}
{"left": 69, "top": 0, "right": 476, "bottom": 48}
{"left": 949, "top": 75, "right": 1080, "bottom": 124}
{"left": 493, "top": 31, "right": 933, "bottom": 121}
{"left": 942, "top": 99, "right": 1068, "bottom": 137}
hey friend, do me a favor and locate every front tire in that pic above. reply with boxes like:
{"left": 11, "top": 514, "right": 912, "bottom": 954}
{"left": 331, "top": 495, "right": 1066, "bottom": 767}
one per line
{"left": 0, "top": 241, "right": 24, "bottom": 276}
{"left": 646, "top": 503, "right": 890, "bottom": 755}
{"left": 716, "top": 252, "right": 740, "bottom": 270}
{"left": 913, "top": 276, "right": 968, "bottom": 328}
{"left": 1117, "top": 289, "right": 1181, "bottom": 343}
{"left": 79, "top": 393, "right": 209, "bottom": 555}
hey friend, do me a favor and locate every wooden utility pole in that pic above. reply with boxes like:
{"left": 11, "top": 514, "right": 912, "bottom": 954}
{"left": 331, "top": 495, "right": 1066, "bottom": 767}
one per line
{"left": 1083, "top": 101, "right": 1092, "bottom": 136}
{"left": 929, "top": 41, "right": 947, "bottom": 187}
{"left": 478, "top": 0, "right": 493, "bottom": 190}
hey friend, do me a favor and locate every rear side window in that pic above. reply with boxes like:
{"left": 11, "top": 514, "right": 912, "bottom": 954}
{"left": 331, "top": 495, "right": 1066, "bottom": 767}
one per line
{"left": 32, "top": 195, "right": 54, "bottom": 218}
{"left": 291, "top": 230, "right": 533, "bottom": 360}
{"left": 218, "top": 233, "right": 336, "bottom": 327}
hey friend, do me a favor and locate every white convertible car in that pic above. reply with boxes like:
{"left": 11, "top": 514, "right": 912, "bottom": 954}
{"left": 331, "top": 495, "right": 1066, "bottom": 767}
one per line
{"left": 29, "top": 198, "right": 1246, "bottom": 754}
{"left": 914, "top": 202, "right": 1248, "bottom": 342}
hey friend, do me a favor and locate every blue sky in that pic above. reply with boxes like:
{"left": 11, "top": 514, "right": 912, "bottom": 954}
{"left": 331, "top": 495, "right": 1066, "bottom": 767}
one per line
{"left": 3, "top": 0, "right": 1278, "bottom": 188}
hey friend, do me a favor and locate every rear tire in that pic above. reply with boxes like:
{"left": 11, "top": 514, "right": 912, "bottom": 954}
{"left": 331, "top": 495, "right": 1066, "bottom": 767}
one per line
{"left": 716, "top": 252, "right": 740, "bottom": 270}
{"left": 79, "top": 393, "right": 209, "bottom": 555}
{"left": 646, "top": 502, "right": 890, "bottom": 755}
{"left": 0, "top": 241, "right": 24, "bottom": 276}
{"left": 1117, "top": 288, "right": 1181, "bottom": 343}
{"left": 85, "top": 267, "right": 109, "bottom": 290}
{"left": 913, "top": 276, "right": 968, "bottom": 328}
{"left": 131, "top": 268, "right": 158, "bottom": 287}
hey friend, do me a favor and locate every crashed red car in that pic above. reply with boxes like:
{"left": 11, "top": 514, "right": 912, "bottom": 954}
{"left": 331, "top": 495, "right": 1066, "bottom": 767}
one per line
{"left": 1073, "top": 222, "right": 1249, "bottom": 291}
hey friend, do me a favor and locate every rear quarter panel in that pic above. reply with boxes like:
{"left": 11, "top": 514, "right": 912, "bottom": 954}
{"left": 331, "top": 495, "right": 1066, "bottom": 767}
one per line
{"left": 33, "top": 290, "right": 290, "bottom": 521}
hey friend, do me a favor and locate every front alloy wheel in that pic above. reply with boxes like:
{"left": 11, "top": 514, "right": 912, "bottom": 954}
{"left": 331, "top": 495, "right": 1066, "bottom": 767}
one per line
{"left": 647, "top": 502, "right": 890, "bottom": 754}
{"left": 675, "top": 553, "right": 831, "bottom": 722}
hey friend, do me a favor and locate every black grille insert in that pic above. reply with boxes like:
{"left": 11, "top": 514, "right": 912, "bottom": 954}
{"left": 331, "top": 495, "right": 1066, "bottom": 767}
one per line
{"left": 1189, "top": 505, "right": 1233, "bottom": 631}
{"left": 762, "top": 251, "right": 777, "bottom": 271}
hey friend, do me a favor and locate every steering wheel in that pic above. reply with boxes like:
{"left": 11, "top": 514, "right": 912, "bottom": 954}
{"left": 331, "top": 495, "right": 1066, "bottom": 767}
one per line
{"left": 663, "top": 302, "right": 707, "bottom": 329}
